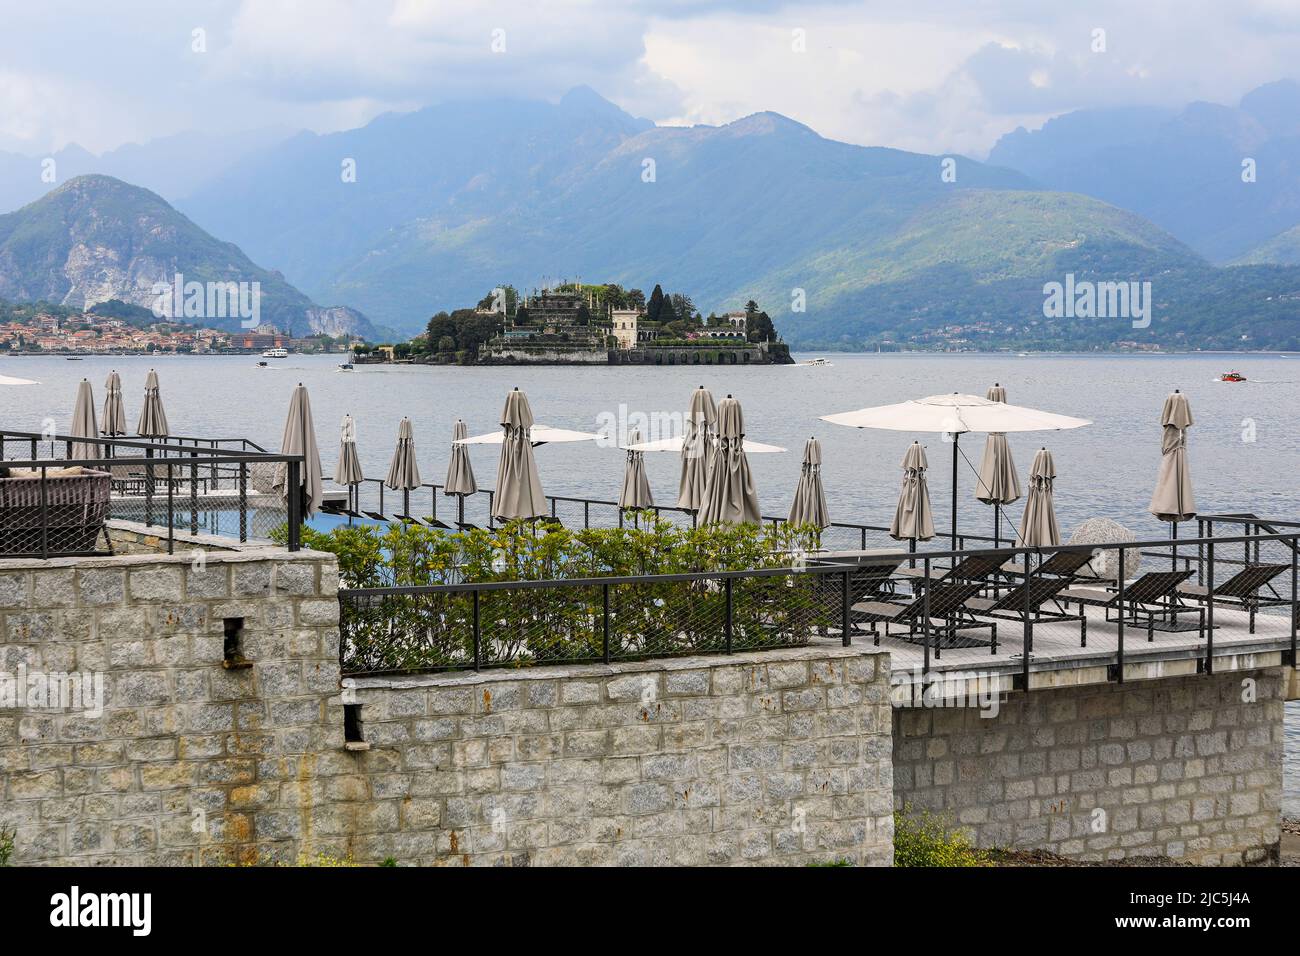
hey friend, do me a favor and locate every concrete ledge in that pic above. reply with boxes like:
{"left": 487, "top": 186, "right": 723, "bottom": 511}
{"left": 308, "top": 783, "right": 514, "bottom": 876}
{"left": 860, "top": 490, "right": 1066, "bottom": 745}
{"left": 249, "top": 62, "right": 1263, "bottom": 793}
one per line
{"left": 0, "top": 519, "right": 333, "bottom": 571}
{"left": 345, "top": 644, "right": 888, "bottom": 690}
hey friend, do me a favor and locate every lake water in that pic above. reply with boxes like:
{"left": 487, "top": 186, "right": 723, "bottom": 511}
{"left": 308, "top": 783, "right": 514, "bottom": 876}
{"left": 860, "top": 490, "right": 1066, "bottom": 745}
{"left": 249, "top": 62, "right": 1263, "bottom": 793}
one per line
{"left": 4, "top": 349, "right": 1299, "bottom": 815}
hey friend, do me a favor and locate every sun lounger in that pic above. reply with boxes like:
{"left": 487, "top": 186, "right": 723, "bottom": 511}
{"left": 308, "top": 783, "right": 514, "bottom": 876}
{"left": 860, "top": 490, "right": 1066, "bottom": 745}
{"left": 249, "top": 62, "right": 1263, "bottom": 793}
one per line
{"left": 808, "top": 556, "right": 904, "bottom": 638}
{"left": 852, "top": 581, "right": 993, "bottom": 651}
{"left": 1175, "top": 562, "right": 1289, "bottom": 633}
{"left": 1000, "top": 549, "right": 1098, "bottom": 581}
{"left": 897, "top": 550, "right": 1016, "bottom": 591}
{"left": 963, "top": 574, "right": 1087, "bottom": 646}
{"left": 1059, "top": 569, "right": 1197, "bottom": 640}
{"left": 811, "top": 554, "right": 903, "bottom": 600}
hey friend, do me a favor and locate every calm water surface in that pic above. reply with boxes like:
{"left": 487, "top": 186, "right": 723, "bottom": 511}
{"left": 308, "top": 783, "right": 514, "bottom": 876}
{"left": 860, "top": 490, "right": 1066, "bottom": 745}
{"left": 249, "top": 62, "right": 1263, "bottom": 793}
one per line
{"left": 5, "top": 350, "right": 1299, "bottom": 816}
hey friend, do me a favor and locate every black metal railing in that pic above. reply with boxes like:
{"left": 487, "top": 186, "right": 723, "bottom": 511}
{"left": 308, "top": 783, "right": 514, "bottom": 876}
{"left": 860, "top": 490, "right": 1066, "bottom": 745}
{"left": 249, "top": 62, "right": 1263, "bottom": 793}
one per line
{"left": 0, "top": 429, "right": 304, "bottom": 558}
{"left": 338, "top": 528, "right": 1300, "bottom": 680}
{"left": 337, "top": 475, "right": 975, "bottom": 555}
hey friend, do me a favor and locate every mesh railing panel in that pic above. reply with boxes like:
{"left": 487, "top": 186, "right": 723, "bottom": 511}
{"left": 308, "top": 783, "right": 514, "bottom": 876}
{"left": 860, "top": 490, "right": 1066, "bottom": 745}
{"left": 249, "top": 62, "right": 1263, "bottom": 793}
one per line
{"left": 340, "top": 572, "right": 828, "bottom": 675}
{"left": 0, "top": 433, "right": 299, "bottom": 556}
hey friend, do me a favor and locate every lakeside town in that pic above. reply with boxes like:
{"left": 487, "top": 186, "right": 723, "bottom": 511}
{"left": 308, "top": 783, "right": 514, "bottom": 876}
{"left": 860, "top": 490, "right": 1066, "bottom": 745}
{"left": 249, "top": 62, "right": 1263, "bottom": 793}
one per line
{"left": 0, "top": 300, "right": 357, "bottom": 355}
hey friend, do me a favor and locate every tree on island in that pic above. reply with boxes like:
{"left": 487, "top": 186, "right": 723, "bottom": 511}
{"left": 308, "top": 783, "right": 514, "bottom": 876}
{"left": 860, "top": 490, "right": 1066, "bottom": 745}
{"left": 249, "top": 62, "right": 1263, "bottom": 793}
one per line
{"left": 669, "top": 293, "right": 697, "bottom": 324}
{"left": 646, "top": 284, "right": 666, "bottom": 324}
{"left": 744, "top": 300, "right": 777, "bottom": 342}
{"left": 476, "top": 285, "right": 519, "bottom": 315}
{"left": 424, "top": 308, "right": 500, "bottom": 359}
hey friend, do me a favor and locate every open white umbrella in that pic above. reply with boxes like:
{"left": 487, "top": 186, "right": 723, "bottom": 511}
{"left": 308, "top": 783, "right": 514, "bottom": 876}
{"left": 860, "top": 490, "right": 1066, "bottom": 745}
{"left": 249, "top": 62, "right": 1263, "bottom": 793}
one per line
{"left": 455, "top": 425, "right": 599, "bottom": 446}
{"left": 136, "top": 368, "right": 169, "bottom": 438}
{"left": 385, "top": 417, "right": 421, "bottom": 518}
{"left": 444, "top": 419, "right": 478, "bottom": 525}
{"left": 619, "top": 427, "right": 654, "bottom": 511}
{"left": 1016, "top": 447, "right": 1059, "bottom": 548}
{"left": 788, "top": 436, "right": 830, "bottom": 529}
{"left": 101, "top": 370, "right": 126, "bottom": 436}
{"left": 491, "top": 387, "right": 547, "bottom": 522}
{"left": 975, "top": 383, "right": 1022, "bottom": 546}
{"left": 822, "top": 392, "right": 1089, "bottom": 548}
{"left": 626, "top": 435, "right": 786, "bottom": 454}
{"left": 698, "top": 394, "right": 761, "bottom": 525}
{"left": 677, "top": 385, "right": 718, "bottom": 512}
{"left": 273, "top": 383, "right": 324, "bottom": 518}
{"left": 890, "top": 441, "right": 935, "bottom": 542}
{"left": 70, "top": 378, "right": 100, "bottom": 462}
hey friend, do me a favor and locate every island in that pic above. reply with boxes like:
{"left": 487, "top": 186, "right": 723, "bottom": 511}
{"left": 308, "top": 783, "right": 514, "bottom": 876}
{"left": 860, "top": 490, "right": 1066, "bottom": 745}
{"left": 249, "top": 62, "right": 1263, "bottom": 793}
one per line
{"left": 355, "top": 283, "right": 794, "bottom": 366}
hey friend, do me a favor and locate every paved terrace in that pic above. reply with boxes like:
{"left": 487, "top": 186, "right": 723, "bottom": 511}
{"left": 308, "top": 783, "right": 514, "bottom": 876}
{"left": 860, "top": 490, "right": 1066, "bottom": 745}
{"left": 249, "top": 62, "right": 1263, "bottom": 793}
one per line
{"left": 808, "top": 523, "right": 1300, "bottom": 701}
{"left": 863, "top": 599, "right": 1295, "bottom": 696}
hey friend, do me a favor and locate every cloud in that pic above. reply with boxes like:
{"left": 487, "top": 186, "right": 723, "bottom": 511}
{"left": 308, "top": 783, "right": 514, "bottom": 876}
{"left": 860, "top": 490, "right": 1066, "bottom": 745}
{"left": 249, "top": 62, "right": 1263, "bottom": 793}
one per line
{"left": 0, "top": 0, "right": 1298, "bottom": 156}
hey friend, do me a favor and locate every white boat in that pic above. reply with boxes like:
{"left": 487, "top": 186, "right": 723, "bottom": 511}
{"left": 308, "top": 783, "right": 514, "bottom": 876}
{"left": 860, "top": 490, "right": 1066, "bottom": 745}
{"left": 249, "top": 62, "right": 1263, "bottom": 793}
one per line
{"left": 261, "top": 348, "right": 289, "bottom": 358}
{"left": 798, "top": 357, "right": 832, "bottom": 367}
{"left": 336, "top": 362, "right": 354, "bottom": 371}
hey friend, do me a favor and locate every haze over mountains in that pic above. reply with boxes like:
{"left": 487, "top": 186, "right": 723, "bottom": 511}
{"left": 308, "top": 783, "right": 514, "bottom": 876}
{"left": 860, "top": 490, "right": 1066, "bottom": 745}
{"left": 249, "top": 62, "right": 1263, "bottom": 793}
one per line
{"left": 988, "top": 79, "right": 1300, "bottom": 265}
{"left": 3, "top": 84, "right": 1300, "bottom": 348}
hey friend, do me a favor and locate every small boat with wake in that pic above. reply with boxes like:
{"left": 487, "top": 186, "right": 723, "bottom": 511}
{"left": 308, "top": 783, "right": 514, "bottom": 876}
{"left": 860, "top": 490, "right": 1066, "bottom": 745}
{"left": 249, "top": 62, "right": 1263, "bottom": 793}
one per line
{"left": 1218, "top": 370, "right": 1246, "bottom": 383}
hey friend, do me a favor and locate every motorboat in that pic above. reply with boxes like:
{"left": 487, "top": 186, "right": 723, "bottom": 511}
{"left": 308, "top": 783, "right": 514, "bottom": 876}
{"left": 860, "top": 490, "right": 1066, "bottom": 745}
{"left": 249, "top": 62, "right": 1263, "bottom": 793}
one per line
{"left": 1218, "top": 370, "right": 1246, "bottom": 382}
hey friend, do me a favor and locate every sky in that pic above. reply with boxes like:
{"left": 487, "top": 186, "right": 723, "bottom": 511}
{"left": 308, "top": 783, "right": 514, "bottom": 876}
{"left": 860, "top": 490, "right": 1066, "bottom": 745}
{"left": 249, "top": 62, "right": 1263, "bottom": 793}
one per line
{"left": 2, "top": 0, "right": 1300, "bottom": 158}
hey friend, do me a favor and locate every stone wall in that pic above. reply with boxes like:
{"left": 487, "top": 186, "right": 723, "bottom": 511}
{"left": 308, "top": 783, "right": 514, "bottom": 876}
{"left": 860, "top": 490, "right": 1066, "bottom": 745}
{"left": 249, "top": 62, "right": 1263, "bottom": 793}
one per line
{"left": 892, "top": 669, "right": 1285, "bottom": 865}
{"left": 0, "top": 544, "right": 893, "bottom": 867}
{"left": 0, "top": 545, "right": 342, "bottom": 866}
{"left": 339, "top": 647, "right": 894, "bottom": 866}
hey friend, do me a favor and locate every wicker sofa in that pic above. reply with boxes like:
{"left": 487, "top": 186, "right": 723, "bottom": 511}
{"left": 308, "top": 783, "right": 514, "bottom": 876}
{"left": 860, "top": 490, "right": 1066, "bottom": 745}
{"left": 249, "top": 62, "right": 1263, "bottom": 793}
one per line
{"left": 0, "top": 467, "right": 112, "bottom": 556}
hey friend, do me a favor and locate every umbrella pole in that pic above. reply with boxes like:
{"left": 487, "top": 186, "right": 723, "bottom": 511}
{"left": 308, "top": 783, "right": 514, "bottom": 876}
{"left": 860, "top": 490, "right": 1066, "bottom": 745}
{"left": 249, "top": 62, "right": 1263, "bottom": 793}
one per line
{"left": 994, "top": 503, "right": 1000, "bottom": 548}
{"left": 951, "top": 433, "right": 959, "bottom": 551}
{"left": 459, "top": 495, "right": 465, "bottom": 527}
{"left": 1170, "top": 521, "right": 1179, "bottom": 627}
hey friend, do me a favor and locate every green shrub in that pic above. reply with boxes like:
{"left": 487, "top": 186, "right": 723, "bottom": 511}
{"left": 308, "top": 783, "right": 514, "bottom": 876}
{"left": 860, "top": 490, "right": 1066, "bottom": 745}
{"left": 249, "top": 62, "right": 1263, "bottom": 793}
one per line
{"left": 0, "top": 826, "right": 14, "bottom": 866}
{"left": 293, "top": 516, "right": 830, "bottom": 673}
{"left": 893, "top": 809, "right": 987, "bottom": 867}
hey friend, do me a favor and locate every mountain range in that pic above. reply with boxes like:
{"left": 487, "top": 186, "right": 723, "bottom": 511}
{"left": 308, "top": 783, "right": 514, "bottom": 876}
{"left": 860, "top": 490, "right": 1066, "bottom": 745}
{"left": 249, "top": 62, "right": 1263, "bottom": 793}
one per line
{"left": 3, "top": 83, "right": 1300, "bottom": 349}
{"left": 0, "top": 176, "right": 375, "bottom": 338}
